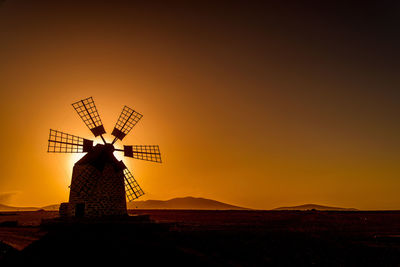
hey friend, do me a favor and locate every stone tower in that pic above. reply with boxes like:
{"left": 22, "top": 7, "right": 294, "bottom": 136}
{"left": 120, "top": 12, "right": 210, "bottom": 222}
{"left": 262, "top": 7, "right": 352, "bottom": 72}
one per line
{"left": 60, "top": 144, "right": 127, "bottom": 217}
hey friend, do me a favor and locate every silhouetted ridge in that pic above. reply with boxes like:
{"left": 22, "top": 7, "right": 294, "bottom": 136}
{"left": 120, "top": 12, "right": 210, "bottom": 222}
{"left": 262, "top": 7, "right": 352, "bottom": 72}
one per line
{"left": 274, "top": 204, "right": 358, "bottom": 211}
{"left": 0, "top": 203, "right": 38, "bottom": 211}
{"left": 128, "top": 197, "right": 248, "bottom": 210}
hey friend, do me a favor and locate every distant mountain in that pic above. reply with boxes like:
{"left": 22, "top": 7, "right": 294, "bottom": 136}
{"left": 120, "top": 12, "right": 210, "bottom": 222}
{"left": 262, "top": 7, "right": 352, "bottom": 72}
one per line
{"left": 41, "top": 204, "right": 60, "bottom": 211}
{"left": 127, "top": 197, "right": 249, "bottom": 210}
{"left": 0, "top": 197, "right": 248, "bottom": 211}
{"left": 1, "top": 200, "right": 357, "bottom": 212}
{"left": 274, "top": 204, "right": 358, "bottom": 211}
{"left": 0, "top": 203, "right": 39, "bottom": 211}
{"left": 0, "top": 203, "right": 60, "bottom": 211}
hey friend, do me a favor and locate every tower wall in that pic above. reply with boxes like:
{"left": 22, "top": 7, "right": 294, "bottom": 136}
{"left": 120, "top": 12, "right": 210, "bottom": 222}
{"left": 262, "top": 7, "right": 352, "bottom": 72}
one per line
{"left": 66, "top": 163, "right": 127, "bottom": 217}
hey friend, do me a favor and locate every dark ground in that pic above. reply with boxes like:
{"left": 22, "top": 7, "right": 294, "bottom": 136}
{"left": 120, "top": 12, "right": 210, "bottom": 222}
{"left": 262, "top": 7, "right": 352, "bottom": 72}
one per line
{"left": 0, "top": 210, "right": 399, "bottom": 266}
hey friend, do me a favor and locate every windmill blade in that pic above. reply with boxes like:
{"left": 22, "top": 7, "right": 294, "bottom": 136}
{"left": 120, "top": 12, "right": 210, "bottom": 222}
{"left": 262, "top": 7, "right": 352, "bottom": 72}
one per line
{"left": 111, "top": 106, "right": 143, "bottom": 142}
{"left": 122, "top": 145, "right": 162, "bottom": 163}
{"left": 72, "top": 97, "right": 106, "bottom": 137}
{"left": 47, "top": 129, "right": 93, "bottom": 153}
{"left": 123, "top": 168, "right": 144, "bottom": 201}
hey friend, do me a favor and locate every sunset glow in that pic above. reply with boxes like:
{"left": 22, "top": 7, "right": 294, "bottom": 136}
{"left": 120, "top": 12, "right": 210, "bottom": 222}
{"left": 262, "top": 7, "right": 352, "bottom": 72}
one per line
{"left": 0, "top": 1, "right": 399, "bottom": 210}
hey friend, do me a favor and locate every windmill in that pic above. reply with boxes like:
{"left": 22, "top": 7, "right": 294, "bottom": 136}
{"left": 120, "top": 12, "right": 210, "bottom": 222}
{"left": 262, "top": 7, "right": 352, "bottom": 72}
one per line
{"left": 48, "top": 97, "right": 161, "bottom": 217}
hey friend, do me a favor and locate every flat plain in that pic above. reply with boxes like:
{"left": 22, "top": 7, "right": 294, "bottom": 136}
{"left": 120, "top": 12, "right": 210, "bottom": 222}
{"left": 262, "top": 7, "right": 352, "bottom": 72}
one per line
{"left": 0, "top": 210, "right": 399, "bottom": 266}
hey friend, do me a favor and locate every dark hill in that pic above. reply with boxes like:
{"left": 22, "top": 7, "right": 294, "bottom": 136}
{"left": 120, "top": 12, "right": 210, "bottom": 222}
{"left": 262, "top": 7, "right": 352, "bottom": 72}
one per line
{"left": 0, "top": 204, "right": 38, "bottom": 211}
{"left": 274, "top": 204, "right": 358, "bottom": 211}
{"left": 127, "top": 197, "right": 248, "bottom": 210}
{"left": 0, "top": 197, "right": 248, "bottom": 211}
{"left": 41, "top": 204, "right": 60, "bottom": 211}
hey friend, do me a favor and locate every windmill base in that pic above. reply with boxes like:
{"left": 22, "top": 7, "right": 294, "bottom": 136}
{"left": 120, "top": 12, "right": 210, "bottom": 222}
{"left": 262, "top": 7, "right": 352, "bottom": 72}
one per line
{"left": 59, "top": 202, "right": 77, "bottom": 218}
{"left": 59, "top": 202, "right": 127, "bottom": 218}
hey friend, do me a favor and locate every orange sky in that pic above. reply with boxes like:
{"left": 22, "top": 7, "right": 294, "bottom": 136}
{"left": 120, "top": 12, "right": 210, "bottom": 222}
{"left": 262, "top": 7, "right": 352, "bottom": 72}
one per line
{"left": 0, "top": 1, "right": 399, "bottom": 209}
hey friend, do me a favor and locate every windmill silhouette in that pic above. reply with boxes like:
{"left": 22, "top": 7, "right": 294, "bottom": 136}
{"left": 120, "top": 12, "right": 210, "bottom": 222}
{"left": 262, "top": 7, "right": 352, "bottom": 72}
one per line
{"left": 48, "top": 97, "right": 161, "bottom": 217}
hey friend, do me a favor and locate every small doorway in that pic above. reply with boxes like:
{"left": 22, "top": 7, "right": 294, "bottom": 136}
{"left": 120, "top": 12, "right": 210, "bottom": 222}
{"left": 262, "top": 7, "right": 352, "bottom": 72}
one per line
{"left": 75, "top": 203, "right": 85, "bottom": 218}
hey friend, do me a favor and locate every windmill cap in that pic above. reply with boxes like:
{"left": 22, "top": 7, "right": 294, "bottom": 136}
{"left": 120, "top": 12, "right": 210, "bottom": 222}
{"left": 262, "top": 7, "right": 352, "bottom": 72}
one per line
{"left": 75, "top": 144, "right": 123, "bottom": 172}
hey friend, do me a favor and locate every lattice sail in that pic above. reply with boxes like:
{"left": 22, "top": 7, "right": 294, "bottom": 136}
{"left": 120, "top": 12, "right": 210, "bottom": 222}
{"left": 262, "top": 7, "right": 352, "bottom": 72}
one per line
{"left": 111, "top": 106, "right": 143, "bottom": 141}
{"left": 123, "top": 168, "right": 144, "bottom": 201}
{"left": 47, "top": 129, "right": 93, "bottom": 153}
{"left": 72, "top": 97, "right": 106, "bottom": 137}
{"left": 123, "top": 145, "right": 162, "bottom": 163}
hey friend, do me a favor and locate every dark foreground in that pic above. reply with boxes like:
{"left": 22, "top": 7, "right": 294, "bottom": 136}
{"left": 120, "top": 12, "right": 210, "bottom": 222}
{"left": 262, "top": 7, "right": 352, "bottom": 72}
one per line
{"left": 0, "top": 210, "right": 399, "bottom": 266}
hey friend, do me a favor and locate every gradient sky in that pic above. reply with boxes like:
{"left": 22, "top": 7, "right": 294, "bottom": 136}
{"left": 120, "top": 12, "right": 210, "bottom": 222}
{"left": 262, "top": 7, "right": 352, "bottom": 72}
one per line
{"left": 0, "top": 0, "right": 399, "bottom": 209}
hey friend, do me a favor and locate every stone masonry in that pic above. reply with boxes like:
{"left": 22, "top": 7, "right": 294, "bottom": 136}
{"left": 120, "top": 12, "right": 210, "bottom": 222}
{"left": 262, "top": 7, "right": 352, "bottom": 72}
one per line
{"left": 60, "top": 144, "right": 127, "bottom": 218}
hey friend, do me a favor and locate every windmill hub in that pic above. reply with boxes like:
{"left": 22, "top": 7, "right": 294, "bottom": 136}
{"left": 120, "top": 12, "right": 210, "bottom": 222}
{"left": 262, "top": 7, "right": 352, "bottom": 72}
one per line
{"left": 48, "top": 97, "right": 162, "bottom": 218}
{"left": 103, "top": 143, "right": 115, "bottom": 152}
